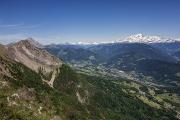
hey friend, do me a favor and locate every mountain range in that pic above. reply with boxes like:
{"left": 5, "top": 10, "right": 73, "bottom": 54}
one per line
{"left": 45, "top": 34, "right": 180, "bottom": 87}
{"left": 0, "top": 36, "right": 179, "bottom": 120}
{"left": 60, "top": 34, "right": 180, "bottom": 45}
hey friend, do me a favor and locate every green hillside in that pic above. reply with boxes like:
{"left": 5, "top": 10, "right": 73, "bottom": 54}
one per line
{"left": 0, "top": 54, "right": 177, "bottom": 120}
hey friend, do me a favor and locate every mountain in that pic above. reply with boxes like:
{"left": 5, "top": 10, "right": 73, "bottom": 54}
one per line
{"left": 0, "top": 44, "right": 13, "bottom": 76}
{"left": 88, "top": 43, "right": 180, "bottom": 86}
{"left": 150, "top": 42, "right": 180, "bottom": 61}
{"left": 7, "top": 39, "right": 62, "bottom": 73}
{"left": 88, "top": 43, "right": 176, "bottom": 63}
{"left": 0, "top": 39, "right": 178, "bottom": 120}
{"left": 45, "top": 41, "right": 180, "bottom": 87}
{"left": 45, "top": 42, "right": 176, "bottom": 65}
{"left": 45, "top": 44, "right": 100, "bottom": 65}
{"left": 5, "top": 39, "right": 64, "bottom": 88}
{"left": 173, "top": 51, "right": 180, "bottom": 60}
{"left": 63, "top": 34, "right": 179, "bottom": 45}
{"left": 120, "top": 34, "right": 177, "bottom": 43}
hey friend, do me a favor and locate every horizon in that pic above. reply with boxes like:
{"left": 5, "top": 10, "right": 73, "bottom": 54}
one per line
{"left": 0, "top": 0, "right": 180, "bottom": 44}
{"left": 1, "top": 33, "right": 180, "bottom": 46}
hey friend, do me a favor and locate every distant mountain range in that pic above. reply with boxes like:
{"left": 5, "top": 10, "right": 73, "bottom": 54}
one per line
{"left": 44, "top": 35, "right": 180, "bottom": 88}
{"left": 45, "top": 33, "right": 180, "bottom": 60}
{"left": 56, "top": 34, "right": 180, "bottom": 45}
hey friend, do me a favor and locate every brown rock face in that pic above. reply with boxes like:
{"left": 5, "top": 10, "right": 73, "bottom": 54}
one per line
{"left": 0, "top": 38, "right": 63, "bottom": 87}
{"left": 0, "top": 44, "right": 12, "bottom": 76}
{"left": 6, "top": 38, "right": 63, "bottom": 74}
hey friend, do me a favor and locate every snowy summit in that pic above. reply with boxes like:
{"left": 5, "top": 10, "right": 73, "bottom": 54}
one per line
{"left": 121, "top": 34, "right": 177, "bottom": 43}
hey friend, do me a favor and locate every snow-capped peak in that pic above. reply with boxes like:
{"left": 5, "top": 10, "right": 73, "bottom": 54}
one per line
{"left": 50, "top": 34, "right": 179, "bottom": 46}
{"left": 119, "top": 34, "right": 177, "bottom": 43}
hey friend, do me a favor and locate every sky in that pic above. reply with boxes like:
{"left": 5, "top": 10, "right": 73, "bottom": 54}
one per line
{"left": 0, "top": 0, "right": 180, "bottom": 44}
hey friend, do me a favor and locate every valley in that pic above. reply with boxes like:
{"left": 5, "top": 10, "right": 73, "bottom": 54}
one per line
{"left": 0, "top": 36, "right": 179, "bottom": 120}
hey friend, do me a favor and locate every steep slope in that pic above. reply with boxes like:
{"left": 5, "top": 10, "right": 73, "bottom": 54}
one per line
{"left": 0, "top": 57, "right": 177, "bottom": 120}
{"left": 0, "top": 44, "right": 13, "bottom": 76}
{"left": 6, "top": 38, "right": 62, "bottom": 74}
{"left": 4, "top": 39, "right": 63, "bottom": 87}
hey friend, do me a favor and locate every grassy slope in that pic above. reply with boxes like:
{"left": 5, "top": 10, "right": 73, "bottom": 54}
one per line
{"left": 0, "top": 52, "right": 178, "bottom": 120}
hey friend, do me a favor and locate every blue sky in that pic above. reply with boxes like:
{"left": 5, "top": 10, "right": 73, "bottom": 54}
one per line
{"left": 0, "top": 0, "right": 180, "bottom": 44}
